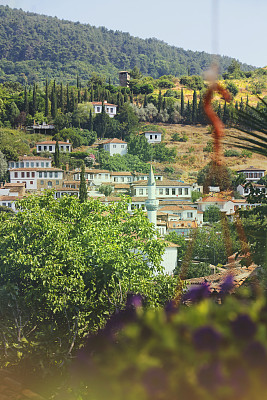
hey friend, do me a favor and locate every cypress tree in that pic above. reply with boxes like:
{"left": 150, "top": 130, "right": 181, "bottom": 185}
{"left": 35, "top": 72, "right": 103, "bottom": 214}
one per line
{"left": 24, "top": 86, "right": 29, "bottom": 115}
{"left": 51, "top": 81, "right": 57, "bottom": 119}
{"left": 83, "top": 87, "right": 88, "bottom": 102}
{"left": 163, "top": 97, "right": 166, "bottom": 111}
{"left": 246, "top": 95, "right": 249, "bottom": 111}
{"left": 66, "top": 84, "right": 70, "bottom": 112}
{"left": 89, "top": 109, "right": 93, "bottom": 131}
{"left": 79, "top": 162, "right": 87, "bottom": 203}
{"left": 54, "top": 140, "right": 60, "bottom": 168}
{"left": 181, "top": 88, "right": 184, "bottom": 116}
{"left": 192, "top": 90, "right": 197, "bottom": 124}
{"left": 77, "top": 75, "right": 80, "bottom": 89}
{"left": 158, "top": 90, "right": 162, "bottom": 112}
{"left": 32, "top": 83, "right": 37, "bottom": 116}
{"left": 78, "top": 88, "right": 81, "bottom": 104}
{"left": 144, "top": 94, "right": 148, "bottom": 108}
{"left": 239, "top": 97, "right": 244, "bottom": 111}
{"left": 45, "top": 79, "right": 49, "bottom": 117}
{"left": 60, "top": 83, "right": 64, "bottom": 112}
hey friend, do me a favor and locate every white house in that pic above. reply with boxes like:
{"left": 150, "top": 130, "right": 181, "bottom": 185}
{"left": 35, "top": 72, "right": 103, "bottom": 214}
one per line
{"left": 92, "top": 101, "right": 117, "bottom": 118}
{"left": 36, "top": 140, "right": 72, "bottom": 154}
{"left": 102, "top": 138, "right": 127, "bottom": 156}
{"left": 131, "top": 179, "right": 193, "bottom": 199}
{"left": 10, "top": 167, "right": 64, "bottom": 191}
{"left": 158, "top": 204, "right": 203, "bottom": 225}
{"left": 8, "top": 156, "right": 52, "bottom": 170}
{"left": 72, "top": 169, "right": 111, "bottom": 186}
{"left": 143, "top": 131, "right": 162, "bottom": 144}
{"left": 111, "top": 171, "right": 133, "bottom": 183}
{"left": 32, "top": 122, "right": 55, "bottom": 133}
{"left": 0, "top": 182, "right": 26, "bottom": 211}
{"left": 237, "top": 166, "right": 265, "bottom": 182}
{"left": 236, "top": 183, "right": 266, "bottom": 197}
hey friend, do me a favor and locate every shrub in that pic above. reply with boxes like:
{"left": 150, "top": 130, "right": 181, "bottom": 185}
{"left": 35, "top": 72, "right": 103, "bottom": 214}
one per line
{"left": 203, "top": 140, "right": 213, "bottom": 152}
{"left": 224, "top": 149, "right": 240, "bottom": 157}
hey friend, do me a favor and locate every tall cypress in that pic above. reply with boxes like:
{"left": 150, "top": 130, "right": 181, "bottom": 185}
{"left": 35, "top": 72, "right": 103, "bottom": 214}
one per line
{"left": 144, "top": 94, "right": 148, "bottom": 108}
{"left": 24, "top": 86, "right": 29, "bottom": 114}
{"left": 158, "top": 90, "right": 162, "bottom": 112}
{"left": 51, "top": 86, "right": 57, "bottom": 119}
{"left": 60, "top": 83, "right": 64, "bottom": 112}
{"left": 32, "top": 83, "right": 37, "bottom": 116}
{"left": 45, "top": 79, "right": 49, "bottom": 117}
{"left": 83, "top": 87, "right": 88, "bottom": 102}
{"left": 79, "top": 162, "right": 87, "bottom": 203}
{"left": 192, "top": 90, "right": 197, "bottom": 124}
{"left": 66, "top": 84, "right": 70, "bottom": 112}
{"left": 54, "top": 140, "right": 60, "bottom": 168}
{"left": 78, "top": 88, "right": 81, "bottom": 104}
{"left": 181, "top": 88, "right": 184, "bottom": 116}
{"left": 77, "top": 74, "right": 80, "bottom": 89}
{"left": 89, "top": 109, "right": 93, "bottom": 131}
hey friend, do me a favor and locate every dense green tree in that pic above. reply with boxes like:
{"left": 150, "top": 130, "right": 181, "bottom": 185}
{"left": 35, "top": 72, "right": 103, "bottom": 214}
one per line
{"left": 158, "top": 90, "right": 162, "bottom": 112}
{"left": 8, "top": 101, "right": 20, "bottom": 127}
{"left": 51, "top": 81, "right": 57, "bottom": 119}
{"left": 0, "top": 150, "right": 8, "bottom": 180}
{"left": 54, "top": 140, "right": 60, "bottom": 168}
{"left": 23, "top": 86, "right": 29, "bottom": 114}
{"left": 203, "top": 205, "right": 221, "bottom": 223}
{"left": 192, "top": 90, "right": 197, "bottom": 124}
{"left": 128, "top": 134, "right": 153, "bottom": 162}
{"left": 98, "top": 184, "right": 113, "bottom": 197}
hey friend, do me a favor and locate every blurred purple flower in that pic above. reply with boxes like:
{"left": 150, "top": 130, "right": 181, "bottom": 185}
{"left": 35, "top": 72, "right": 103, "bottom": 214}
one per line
{"left": 126, "top": 293, "right": 143, "bottom": 309}
{"left": 182, "top": 282, "right": 211, "bottom": 303}
{"left": 193, "top": 326, "right": 222, "bottom": 351}
{"left": 104, "top": 308, "right": 137, "bottom": 339}
{"left": 244, "top": 341, "right": 267, "bottom": 367}
{"left": 220, "top": 275, "right": 234, "bottom": 294}
{"left": 231, "top": 314, "right": 257, "bottom": 340}
{"left": 164, "top": 299, "right": 178, "bottom": 317}
{"left": 142, "top": 367, "right": 168, "bottom": 398}
{"left": 228, "top": 366, "right": 249, "bottom": 396}
{"left": 197, "top": 362, "right": 224, "bottom": 391}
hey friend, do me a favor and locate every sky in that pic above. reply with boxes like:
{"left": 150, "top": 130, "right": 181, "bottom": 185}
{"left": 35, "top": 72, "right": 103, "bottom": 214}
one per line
{"left": 0, "top": 0, "right": 266, "bottom": 68}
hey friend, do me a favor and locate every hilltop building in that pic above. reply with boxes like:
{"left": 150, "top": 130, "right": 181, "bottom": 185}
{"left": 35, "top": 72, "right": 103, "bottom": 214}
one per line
{"left": 92, "top": 101, "right": 117, "bottom": 118}
{"left": 237, "top": 166, "right": 265, "bottom": 182}
{"left": 143, "top": 131, "right": 162, "bottom": 144}
{"left": 101, "top": 138, "right": 127, "bottom": 156}
{"left": 36, "top": 140, "right": 72, "bottom": 154}
{"left": 119, "top": 71, "right": 130, "bottom": 87}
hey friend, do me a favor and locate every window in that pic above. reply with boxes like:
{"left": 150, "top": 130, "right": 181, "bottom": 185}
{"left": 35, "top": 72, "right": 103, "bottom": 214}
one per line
{"left": 56, "top": 180, "right": 59, "bottom": 185}
{"left": 38, "top": 146, "right": 41, "bottom": 152}
{"left": 66, "top": 146, "right": 69, "bottom": 151}
{"left": 127, "top": 177, "right": 131, "bottom": 182}
{"left": 30, "top": 181, "right": 33, "bottom": 185}
{"left": 44, "top": 146, "right": 47, "bottom": 151}
{"left": 49, "top": 172, "right": 53, "bottom": 178}
{"left": 110, "top": 108, "right": 113, "bottom": 113}
{"left": 60, "top": 146, "right": 64, "bottom": 151}
{"left": 46, "top": 162, "right": 49, "bottom": 167}
{"left": 121, "top": 177, "right": 124, "bottom": 182}
{"left": 121, "top": 145, "right": 124, "bottom": 148}
{"left": 49, "top": 146, "right": 52, "bottom": 151}
{"left": 44, "top": 172, "right": 47, "bottom": 178}
{"left": 36, "top": 162, "right": 39, "bottom": 167}
{"left": 14, "top": 172, "right": 18, "bottom": 178}
{"left": 155, "top": 135, "right": 157, "bottom": 139}
{"left": 31, "top": 172, "right": 35, "bottom": 177}
{"left": 3, "top": 203, "right": 6, "bottom": 206}
{"left": 40, "top": 180, "right": 44, "bottom": 185}
{"left": 139, "top": 189, "right": 143, "bottom": 195}
{"left": 146, "top": 189, "right": 148, "bottom": 195}
{"left": 150, "top": 135, "right": 153, "bottom": 139}
{"left": 20, "top": 162, "right": 24, "bottom": 168}
{"left": 21, "top": 172, "right": 25, "bottom": 178}
{"left": 90, "top": 174, "right": 93, "bottom": 180}
{"left": 26, "top": 172, "right": 30, "bottom": 178}
{"left": 16, "top": 162, "right": 19, "bottom": 168}
{"left": 187, "top": 212, "right": 193, "bottom": 218}
{"left": 159, "top": 188, "right": 163, "bottom": 195}
{"left": 105, "top": 174, "right": 108, "bottom": 179}
{"left": 48, "top": 181, "right": 52, "bottom": 187}
{"left": 39, "top": 172, "right": 42, "bottom": 178}
{"left": 31, "top": 162, "right": 34, "bottom": 167}
{"left": 26, "top": 162, "right": 29, "bottom": 167}
{"left": 114, "top": 177, "right": 118, "bottom": 182}
{"left": 113, "top": 145, "right": 116, "bottom": 148}
{"left": 41, "top": 162, "right": 44, "bottom": 167}
{"left": 106, "top": 107, "right": 109, "bottom": 112}
{"left": 166, "top": 188, "right": 169, "bottom": 195}
{"left": 55, "top": 172, "right": 58, "bottom": 178}
{"left": 11, "top": 162, "right": 14, "bottom": 168}
{"left": 249, "top": 173, "right": 253, "bottom": 178}
{"left": 8, "top": 203, "right": 11, "bottom": 208}
{"left": 97, "top": 107, "right": 101, "bottom": 112}
{"left": 178, "top": 188, "right": 182, "bottom": 195}
{"left": 172, "top": 188, "right": 176, "bottom": 195}
{"left": 185, "top": 188, "right": 189, "bottom": 195}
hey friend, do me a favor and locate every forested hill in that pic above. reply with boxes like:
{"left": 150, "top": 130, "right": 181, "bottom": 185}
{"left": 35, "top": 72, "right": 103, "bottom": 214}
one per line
{"left": 0, "top": 5, "right": 255, "bottom": 85}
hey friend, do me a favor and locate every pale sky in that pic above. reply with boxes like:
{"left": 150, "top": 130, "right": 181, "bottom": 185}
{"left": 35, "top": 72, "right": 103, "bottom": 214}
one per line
{"left": 0, "top": 0, "right": 266, "bottom": 68}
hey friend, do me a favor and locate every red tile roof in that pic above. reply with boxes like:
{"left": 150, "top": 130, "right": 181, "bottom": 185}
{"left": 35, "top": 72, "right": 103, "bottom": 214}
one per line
{"left": 92, "top": 102, "right": 117, "bottom": 107}
{"left": 36, "top": 141, "right": 71, "bottom": 145}
{"left": 102, "top": 138, "right": 127, "bottom": 144}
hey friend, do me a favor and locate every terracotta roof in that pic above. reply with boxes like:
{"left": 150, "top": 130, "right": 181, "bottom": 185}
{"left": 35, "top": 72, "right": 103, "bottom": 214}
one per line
{"left": 72, "top": 169, "right": 110, "bottom": 174}
{"left": 237, "top": 166, "right": 265, "bottom": 172}
{"left": 111, "top": 171, "right": 132, "bottom": 176}
{"left": 0, "top": 196, "right": 23, "bottom": 201}
{"left": 130, "top": 197, "right": 147, "bottom": 202}
{"left": 114, "top": 184, "right": 130, "bottom": 189}
{"left": 159, "top": 205, "right": 196, "bottom": 212}
{"left": 4, "top": 183, "right": 26, "bottom": 187}
{"left": 36, "top": 141, "right": 71, "bottom": 145}
{"left": 199, "top": 196, "right": 227, "bottom": 203}
{"left": 102, "top": 138, "right": 127, "bottom": 144}
{"left": 56, "top": 188, "right": 79, "bottom": 192}
{"left": 132, "top": 179, "right": 190, "bottom": 187}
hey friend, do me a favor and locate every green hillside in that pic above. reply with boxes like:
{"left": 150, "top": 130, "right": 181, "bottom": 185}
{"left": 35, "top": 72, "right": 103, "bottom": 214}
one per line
{"left": 0, "top": 5, "right": 255, "bottom": 85}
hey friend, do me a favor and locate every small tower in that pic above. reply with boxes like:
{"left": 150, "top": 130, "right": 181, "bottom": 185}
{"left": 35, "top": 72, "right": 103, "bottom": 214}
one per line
{"left": 145, "top": 165, "right": 159, "bottom": 229}
{"left": 119, "top": 71, "right": 130, "bottom": 87}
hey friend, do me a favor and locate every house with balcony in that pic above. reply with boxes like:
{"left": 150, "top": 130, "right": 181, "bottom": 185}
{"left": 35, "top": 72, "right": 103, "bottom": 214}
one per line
{"left": 9, "top": 167, "right": 64, "bottom": 191}
{"left": 237, "top": 166, "right": 265, "bottom": 182}
{"left": 8, "top": 155, "right": 52, "bottom": 170}
{"left": 131, "top": 179, "right": 193, "bottom": 199}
